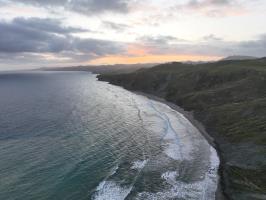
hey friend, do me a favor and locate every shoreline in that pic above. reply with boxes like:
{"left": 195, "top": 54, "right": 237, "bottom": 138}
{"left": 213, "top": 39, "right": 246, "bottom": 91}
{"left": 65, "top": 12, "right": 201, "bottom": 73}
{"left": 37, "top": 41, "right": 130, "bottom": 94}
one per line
{"left": 132, "top": 91, "right": 226, "bottom": 200}
{"left": 96, "top": 74, "right": 227, "bottom": 199}
{"left": 95, "top": 73, "right": 227, "bottom": 200}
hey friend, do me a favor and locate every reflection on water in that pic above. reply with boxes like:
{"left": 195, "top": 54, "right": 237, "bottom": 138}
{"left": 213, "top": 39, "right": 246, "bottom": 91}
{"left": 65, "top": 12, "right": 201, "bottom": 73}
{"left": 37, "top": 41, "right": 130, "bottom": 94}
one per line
{"left": 0, "top": 71, "right": 219, "bottom": 200}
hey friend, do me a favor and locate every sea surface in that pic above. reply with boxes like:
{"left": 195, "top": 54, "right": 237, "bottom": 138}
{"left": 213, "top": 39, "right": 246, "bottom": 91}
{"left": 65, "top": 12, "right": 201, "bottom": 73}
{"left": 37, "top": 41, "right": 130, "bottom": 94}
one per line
{"left": 0, "top": 71, "right": 219, "bottom": 200}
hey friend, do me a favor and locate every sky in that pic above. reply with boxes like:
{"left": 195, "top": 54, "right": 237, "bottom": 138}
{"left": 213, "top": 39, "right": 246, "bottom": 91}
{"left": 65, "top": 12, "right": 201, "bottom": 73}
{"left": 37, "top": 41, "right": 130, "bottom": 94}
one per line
{"left": 0, "top": 0, "right": 266, "bottom": 69}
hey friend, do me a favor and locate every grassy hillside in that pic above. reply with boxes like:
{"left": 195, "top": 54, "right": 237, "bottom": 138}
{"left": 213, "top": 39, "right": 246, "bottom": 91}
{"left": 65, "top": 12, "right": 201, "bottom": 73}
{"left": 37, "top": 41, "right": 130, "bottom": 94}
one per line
{"left": 41, "top": 63, "right": 156, "bottom": 74}
{"left": 98, "top": 58, "right": 266, "bottom": 200}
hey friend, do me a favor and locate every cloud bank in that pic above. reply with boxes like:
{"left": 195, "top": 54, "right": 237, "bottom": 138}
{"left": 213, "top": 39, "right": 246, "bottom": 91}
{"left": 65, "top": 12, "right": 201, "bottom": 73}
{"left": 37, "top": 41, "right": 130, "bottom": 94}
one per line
{"left": 1, "top": 0, "right": 131, "bottom": 15}
{"left": 0, "top": 17, "right": 124, "bottom": 67}
{"left": 0, "top": 0, "right": 265, "bottom": 69}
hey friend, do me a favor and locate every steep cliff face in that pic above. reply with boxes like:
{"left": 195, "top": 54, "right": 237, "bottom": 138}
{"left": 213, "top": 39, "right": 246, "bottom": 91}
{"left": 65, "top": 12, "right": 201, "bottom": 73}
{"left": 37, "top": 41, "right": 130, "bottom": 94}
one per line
{"left": 98, "top": 58, "right": 266, "bottom": 200}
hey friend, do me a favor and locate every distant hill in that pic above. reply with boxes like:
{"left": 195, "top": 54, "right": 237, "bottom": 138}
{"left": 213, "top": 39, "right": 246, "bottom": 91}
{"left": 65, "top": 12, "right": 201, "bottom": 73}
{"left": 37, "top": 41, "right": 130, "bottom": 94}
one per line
{"left": 98, "top": 58, "right": 266, "bottom": 200}
{"left": 222, "top": 55, "right": 258, "bottom": 61}
{"left": 40, "top": 63, "right": 156, "bottom": 75}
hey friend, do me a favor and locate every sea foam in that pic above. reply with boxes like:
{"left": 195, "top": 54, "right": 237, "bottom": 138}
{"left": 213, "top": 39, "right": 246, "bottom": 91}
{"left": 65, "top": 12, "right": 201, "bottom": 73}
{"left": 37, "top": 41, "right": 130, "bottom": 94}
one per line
{"left": 93, "top": 181, "right": 132, "bottom": 200}
{"left": 131, "top": 160, "right": 148, "bottom": 170}
{"left": 135, "top": 146, "right": 220, "bottom": 200}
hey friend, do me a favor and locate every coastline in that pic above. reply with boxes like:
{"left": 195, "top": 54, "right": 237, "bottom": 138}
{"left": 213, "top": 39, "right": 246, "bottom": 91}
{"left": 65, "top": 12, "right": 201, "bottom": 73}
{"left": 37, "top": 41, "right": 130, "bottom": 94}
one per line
{"left": 132, "top": 91, "right": 226, "bottom": 200}
{"left": 97, "top": 72, "right": 227, "bottom": 199}
{"left": 96, "top": 57, "right": 266, "bottom": 200}
{"left": 96, "top": 74, "right": 227, "bottom": 200}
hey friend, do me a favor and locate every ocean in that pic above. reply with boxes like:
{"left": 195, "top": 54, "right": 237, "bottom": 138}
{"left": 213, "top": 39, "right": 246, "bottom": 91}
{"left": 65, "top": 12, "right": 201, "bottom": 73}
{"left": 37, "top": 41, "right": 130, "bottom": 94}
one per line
{"left": 0, "top": 71, "right": 219, "bottom": 200}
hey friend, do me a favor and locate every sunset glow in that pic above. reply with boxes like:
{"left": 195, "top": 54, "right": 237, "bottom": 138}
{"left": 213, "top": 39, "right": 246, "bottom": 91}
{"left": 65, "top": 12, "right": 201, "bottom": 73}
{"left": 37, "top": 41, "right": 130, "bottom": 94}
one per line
{"left": 0, "top": 0, "right": 265, "bottom": 69}
{"left": 89, "top": 54, "right": 221, "bottom": 65}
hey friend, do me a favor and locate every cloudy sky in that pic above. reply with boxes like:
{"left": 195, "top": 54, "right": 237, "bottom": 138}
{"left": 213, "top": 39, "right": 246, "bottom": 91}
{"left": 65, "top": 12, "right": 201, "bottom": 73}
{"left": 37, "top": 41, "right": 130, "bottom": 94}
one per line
{"left": 0, "top": 0, "right": 265, "bottom": 69}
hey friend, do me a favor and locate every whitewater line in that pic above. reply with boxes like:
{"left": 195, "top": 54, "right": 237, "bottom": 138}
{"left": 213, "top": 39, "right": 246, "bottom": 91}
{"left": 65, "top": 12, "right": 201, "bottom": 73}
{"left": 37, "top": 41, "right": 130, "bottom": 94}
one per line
{"left": 148, "top": 101, "right": 184, "bottom": 161}
{"left": 130, "top": 96, "right": 153, "bottom": 161}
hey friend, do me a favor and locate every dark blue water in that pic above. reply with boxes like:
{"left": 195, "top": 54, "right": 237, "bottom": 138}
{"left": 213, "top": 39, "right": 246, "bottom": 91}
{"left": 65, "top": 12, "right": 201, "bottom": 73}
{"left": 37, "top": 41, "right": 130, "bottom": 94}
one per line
{"left": 0, "top": 71, "right": 219, "bottom": 200}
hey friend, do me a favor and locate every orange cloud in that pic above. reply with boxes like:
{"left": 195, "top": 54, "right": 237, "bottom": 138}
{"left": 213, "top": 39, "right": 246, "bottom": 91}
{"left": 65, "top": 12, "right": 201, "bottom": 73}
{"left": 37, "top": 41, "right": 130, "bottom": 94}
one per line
{"left": 126, "top": 44, "right": 151, "bottom": 56}
{"left": 88, "top": 54, "right": 221, "bottom": 65}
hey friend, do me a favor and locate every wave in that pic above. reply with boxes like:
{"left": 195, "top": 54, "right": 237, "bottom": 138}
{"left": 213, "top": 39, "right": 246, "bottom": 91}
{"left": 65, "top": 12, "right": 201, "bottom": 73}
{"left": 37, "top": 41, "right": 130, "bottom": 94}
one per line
{"left": 92, "top": 164, "right": 133, "bottom": 200}
{"left": 136, "top": 159, "right": 219, "bottom": 200}
{"left": 93, "top": 181, "right": 132, "bottom": 200}
{"left": 131, "top": 160, "right": 148, "bottom": 170}
{"left": 93, "top": 95, "right": 220, "bottom": 200}
{"left": 93, "top": 159, "right": 148, "bottom": 200}
{"left": 148, "top": 101, "right": 184, "bottom": 160}
{"left": 134, "top": 147, "right": 220, "bottom": 200}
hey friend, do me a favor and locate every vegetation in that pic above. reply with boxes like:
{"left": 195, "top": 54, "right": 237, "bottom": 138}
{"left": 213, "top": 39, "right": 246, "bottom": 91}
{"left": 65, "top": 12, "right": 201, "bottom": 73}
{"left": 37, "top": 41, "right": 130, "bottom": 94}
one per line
{"left": 41, "top": 63, "right": 155, "bottom": 74}
{"left": 98, "top": 58, "right": 266, "bottom": 200}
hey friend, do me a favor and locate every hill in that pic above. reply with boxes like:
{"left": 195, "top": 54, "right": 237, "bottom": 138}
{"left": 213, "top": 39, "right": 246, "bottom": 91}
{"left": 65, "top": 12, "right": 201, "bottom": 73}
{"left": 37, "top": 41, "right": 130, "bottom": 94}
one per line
{"left": 98, "top": 58, "right": 266, "bottom": 200}
{"left": 221, "top": 55, "right": 258, "bottom": 61}
{"left": 40, "top": 63, "right": 156, "bottom": 74}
